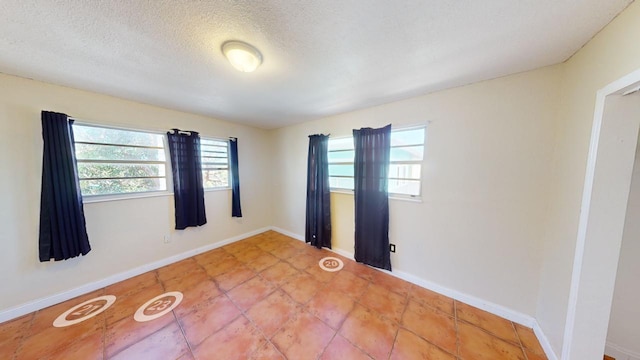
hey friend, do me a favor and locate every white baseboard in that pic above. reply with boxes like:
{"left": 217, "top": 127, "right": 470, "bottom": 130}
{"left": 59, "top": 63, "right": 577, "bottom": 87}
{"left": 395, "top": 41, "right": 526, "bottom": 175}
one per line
{"left": 270, "top": 226, "right": 559, "bottom": 360}
{"left": 606, "top": 342, "right": 640, "bottom": 360}
{"left": 0, "top": 224, "right": 561, "bottom": 360}
{"left": 533, "top": 322, "right": 560, "bottom": 360}
{"left": 0, "top": 227, "right": 270, "bottom": 323}
{"left": 270, "top": 226, "right": 304, "bottom": 241}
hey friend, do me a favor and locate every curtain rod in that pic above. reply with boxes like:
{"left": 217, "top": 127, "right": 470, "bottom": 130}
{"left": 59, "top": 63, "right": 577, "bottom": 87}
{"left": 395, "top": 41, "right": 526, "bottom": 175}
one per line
{"left": 169, "top": 128, "right": 197, "bottom": 135}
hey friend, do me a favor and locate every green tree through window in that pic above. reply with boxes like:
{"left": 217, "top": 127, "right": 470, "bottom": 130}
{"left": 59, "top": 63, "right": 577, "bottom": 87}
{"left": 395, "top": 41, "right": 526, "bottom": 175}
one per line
{"left": 73, "top": 124, "right": 168, "bottom": 196}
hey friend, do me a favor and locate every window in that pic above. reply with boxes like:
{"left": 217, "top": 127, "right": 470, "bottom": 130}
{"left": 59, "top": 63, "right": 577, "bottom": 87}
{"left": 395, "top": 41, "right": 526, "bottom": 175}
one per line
{"left": 73, "top": 124, "right": 169, "bottom": 196}
{"left": 328, "top": 126, "right": 425, "bottom": 197}
{"left": 200, "top": 137, "right": 230, "bottom": 189}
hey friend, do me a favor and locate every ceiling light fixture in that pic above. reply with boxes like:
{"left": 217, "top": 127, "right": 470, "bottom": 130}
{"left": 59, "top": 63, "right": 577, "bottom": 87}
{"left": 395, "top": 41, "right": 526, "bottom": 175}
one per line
{"left": 221, "top": 40, "right": 263, "bottom": 73}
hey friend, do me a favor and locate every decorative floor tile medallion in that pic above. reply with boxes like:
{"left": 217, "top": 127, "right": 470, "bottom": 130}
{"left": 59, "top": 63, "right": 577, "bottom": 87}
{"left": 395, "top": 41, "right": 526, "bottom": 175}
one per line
{"left": 318, "top": 257, "right": 344, "bottom": 272}
{"left": 53, "top": 295, "right": 116, "bottom": 327}
{"left": 134, "top": 291, "right": 183, "bottom": 322}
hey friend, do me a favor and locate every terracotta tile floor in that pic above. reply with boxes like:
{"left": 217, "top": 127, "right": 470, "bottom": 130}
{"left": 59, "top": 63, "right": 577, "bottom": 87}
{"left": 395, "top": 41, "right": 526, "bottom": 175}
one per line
{"left": 0, "top": 231, "right": 548, "bottom": 359}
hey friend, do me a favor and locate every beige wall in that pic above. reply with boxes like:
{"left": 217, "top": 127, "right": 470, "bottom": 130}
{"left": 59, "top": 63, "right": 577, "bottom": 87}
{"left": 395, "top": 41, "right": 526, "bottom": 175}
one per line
{"left": 606, "top": 137, "right": 640, "bottom": 359}
{"left": 1, "top": 2, "right": 639, "bottom": 356}
{"left": 535, "top": 1, "right": 640, "bottom": 354}
{"left": 0, "top": 73, "right": 273, "bottom": 312}
{"left": 271, "top": 66, "right": 561, "bottom": 316}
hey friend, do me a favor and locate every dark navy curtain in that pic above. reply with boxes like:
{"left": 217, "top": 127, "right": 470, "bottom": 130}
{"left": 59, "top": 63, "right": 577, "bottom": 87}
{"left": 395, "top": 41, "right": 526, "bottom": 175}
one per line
{"left": 229, "top": 138, "right": 242, "bottom": 217}
{"left": 353, "top": 124, "right": 392, "bottom": 270}
{"left": 305, "top": 134, "right": 331, "bottom": 249}
{"left": 39, "top": 111, "right": 91, "bottom": 262}
{"left": 167, "top": 129, "right": 206, "bottom": 229}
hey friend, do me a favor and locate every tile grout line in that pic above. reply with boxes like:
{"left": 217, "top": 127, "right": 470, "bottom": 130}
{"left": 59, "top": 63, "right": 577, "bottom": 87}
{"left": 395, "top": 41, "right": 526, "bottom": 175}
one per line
{"left": 171, "top": 309, "right": 195, "bottom": 359}
{"left": 353, "top": 281, "right": 400, "bottom": 328}
{"left": 191, "top": 244, "right": 270, "bottom": 357}
{"left": 12, "top": 312, "right": 36, "bottom": 360}
{"left": 390, "top": 290, "right": 461, "bottom": 359}
{"left": 106, "top": 272, "right": 185, "bottom": 359}
{"left": 387, "top": 289, "right": 410, "bottom": 359}
{"left": 395, "top": 313, "right": 459, "bottom": 358}
{"left": 454, "top": 300, "right": 461, "bottom": 360}
{"left": 224, "top": 256, "right": 285, "bottom": 358}
{"left": 310, "top": 266, "right": 376, "bottom": 359}
{"left": 160, "top": 264, "right": 197, "bottom": 359}
{"left": 5, "top": 231, "right": 543, "bottom": 360}
{"left": 456, "top": 314, "right": 525, "bottom": 348}
{"left": 316, "top": 330, "right": 339, "bottom": 360}
{"left": 294, "top": 267, "right": 341, "bottom": 359}
{"left": 102, "top": 305, "right": 107, "bottom": 360}
{"left": 457, "top": 302, "right": 536, "bottom": 359}
{"left": 189, "top": 294, "right": 245, "bottom": 356}
{"left": 233, "top": 280, "right": 283, "bottom": 358}
{"left": 332, "top": 304, "right": 376, "bottom": 359}
{"left": 249, "top": 236, "right": 325, "bottom": 358}
{"left": 513, "top": 322, "right": 530, "bottom": 360}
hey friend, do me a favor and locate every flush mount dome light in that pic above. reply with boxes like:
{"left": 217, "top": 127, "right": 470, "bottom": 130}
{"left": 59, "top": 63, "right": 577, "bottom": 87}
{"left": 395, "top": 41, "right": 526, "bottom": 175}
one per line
{"left": 221, "top": 40, "right": 263, "bottom": 73}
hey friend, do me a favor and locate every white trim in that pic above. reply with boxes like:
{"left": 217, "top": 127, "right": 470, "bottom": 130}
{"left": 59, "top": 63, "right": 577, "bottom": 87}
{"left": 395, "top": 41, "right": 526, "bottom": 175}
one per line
{"left": 73, "top": 122, "right": 174, "bottom": 199}
{"left": 329, "top": 189, "right": 423, "bottom": 203}
{"left": 83, "top": 186, "right": 229, "bottom": 204}
{"left": 270, "top": 226, "right": 304, "bottom": 241}
{"left": 72, "top": 118, "right": 236, "bottom": 148}
{"left": 622, "top": 83, "right": 640, "bottom": 96}
{"left": 605, "top": 342, "right": 640, "bottom": 360}
{"left": 329, "top": 189, "right": 355, "bottom": 195}
{"left": 562, "top": 67, "right": 640, "bottom": 360}
{"left": 534, "top": 321, "right": 560, "bottom": 360}
{"left": 393, "top": 268, "right": 535, "bottom": 327}
{"left": 328, "top": 247, "right": 354, "bottom": 260}
{"left": 0, "top": 222, "right": 554, "bottom": 360}
{"left": 327, "top": 125, "right": 426, "bottom": 199}
{"left": 83, "top": 190, "right": 172, "bottom": 204}
{"left": 0, "top": 227, "right": 270, "bottom": 323}
{"left": 560, "top": 85, "right": 605, "bottom": 360}
{"left": 389, "top": 194, "right": 423, "bottom": 203}
{"left": 72, "top": 119, "right": 168, "bottom": 135}
{"left": 200, "top": 134, "right": 232, "bottom": 144}
{"left": 271, "top": 227, "right": 535, "bottom": 325}
{"left": 203, "top": 187, "right": 231, "bottom": 193}
{"left": 200, "top": 135, "right": 232, "bottom": 190}
{"left": 392, "top": 123, "right": 429, "bottom": 132}
{"left": 269, "top": 226, "right": 558, "bottom": 359}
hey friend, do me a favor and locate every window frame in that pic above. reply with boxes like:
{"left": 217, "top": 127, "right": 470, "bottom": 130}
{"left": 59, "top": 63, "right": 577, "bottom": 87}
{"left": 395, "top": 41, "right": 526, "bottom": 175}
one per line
{"left": 327, "top": 124, "right": 426, "bottom": 200}
{"left": 71, "top": 121, "right": 173, "bottom": 203}
{"left": 200, "top": 136, "right": 232, "bottom": 191}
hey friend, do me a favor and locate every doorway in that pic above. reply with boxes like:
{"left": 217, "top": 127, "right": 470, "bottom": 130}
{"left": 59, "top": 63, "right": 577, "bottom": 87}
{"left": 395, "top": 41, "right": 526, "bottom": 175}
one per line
{"left": 562, "top": 70, "right": 640, "bottom": 359}
{"left": 605, "top": 136, "right": 640, "bottom": 359}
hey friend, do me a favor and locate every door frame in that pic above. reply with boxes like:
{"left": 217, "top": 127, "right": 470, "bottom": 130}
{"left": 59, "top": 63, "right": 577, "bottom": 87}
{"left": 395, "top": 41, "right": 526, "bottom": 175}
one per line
{"left": 562, "top": 68, "right": 640, "bottom": 359}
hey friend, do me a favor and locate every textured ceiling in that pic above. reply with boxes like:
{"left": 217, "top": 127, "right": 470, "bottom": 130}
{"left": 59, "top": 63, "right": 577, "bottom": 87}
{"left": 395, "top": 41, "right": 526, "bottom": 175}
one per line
{"left": 0, "top": 0, "right": 633, "bottom": 129}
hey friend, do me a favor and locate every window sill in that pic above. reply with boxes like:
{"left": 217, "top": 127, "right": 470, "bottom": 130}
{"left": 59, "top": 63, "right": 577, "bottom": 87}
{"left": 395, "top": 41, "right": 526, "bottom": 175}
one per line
{"left": 389, "top": 195, "right": 423, "bottom": 203}
{"left": 329, "top": 189, "right": 423, "bottom": 203}
{"left": 329, "top": 189, "right": 354, "bottom": 196}
{"left": 82, "top": 191, "right": 172, "bottom": 204}
{"left": 83, "top": 186, "right": 231, "bottom": 204}
{"left": 204, "top": 187, "right": 231, "bottom": 193}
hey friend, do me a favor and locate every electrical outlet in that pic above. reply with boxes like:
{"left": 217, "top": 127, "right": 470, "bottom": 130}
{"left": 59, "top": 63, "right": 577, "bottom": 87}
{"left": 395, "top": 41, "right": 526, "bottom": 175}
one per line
{"left": 163, "top": 235, "right": 171, "bottom": 244}
{"left": 390, "top": 243, "right": 396, "bottom": 253}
